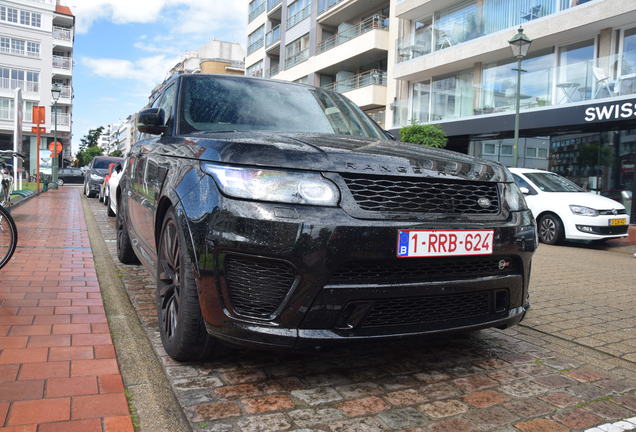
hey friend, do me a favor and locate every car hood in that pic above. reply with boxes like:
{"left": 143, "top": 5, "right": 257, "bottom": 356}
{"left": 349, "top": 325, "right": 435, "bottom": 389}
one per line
{"left": 180, "top": 132, "right": 509, "bottom": 182}
{"left": 92, "top": 169, "right": 108, "bottom": 176}
{"left": 549, "top": 192, "right": 625, "bottom": 210}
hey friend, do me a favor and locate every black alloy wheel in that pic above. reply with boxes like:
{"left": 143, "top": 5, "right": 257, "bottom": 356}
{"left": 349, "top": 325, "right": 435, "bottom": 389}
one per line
{"left": 538, "top": 214, "right": 563, "bottom": 245}
{"left": 156, "top": 208, "right": 217, "bottom": 361}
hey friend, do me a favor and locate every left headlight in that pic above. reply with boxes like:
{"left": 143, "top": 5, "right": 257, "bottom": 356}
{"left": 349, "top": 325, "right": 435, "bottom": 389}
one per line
{"left": 503, "top": 182, "right": 528, "bottom": 211}
{"left": 90, "top": 174, "right": 103, "bottom": 182}
{"left": 569, "top": 205, "right": 598, "bottom": 216}
{"left": 201, "top": 162, "right": 340, "bottom": 206}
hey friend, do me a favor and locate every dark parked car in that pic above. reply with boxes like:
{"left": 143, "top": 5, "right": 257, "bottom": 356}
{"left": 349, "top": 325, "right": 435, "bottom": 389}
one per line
{"left": 83, "top": 156, "right": 123, "bottom": 198}
{"left": 57, "top": 168, "right": 84, "bottom": 186}
{"left": 116, "top": 74, "right": 537, "bottom": 361}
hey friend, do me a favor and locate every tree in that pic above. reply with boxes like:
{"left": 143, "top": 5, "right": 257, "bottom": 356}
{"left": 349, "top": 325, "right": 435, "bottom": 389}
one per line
{"left": 76, "top": 127, "right": 105, "bottom": 167}
{"left": 399, "top": 123, "right": 448, "bottom": 148}
{"left": 109, "top": 150, "right": 123, "bottom": 157}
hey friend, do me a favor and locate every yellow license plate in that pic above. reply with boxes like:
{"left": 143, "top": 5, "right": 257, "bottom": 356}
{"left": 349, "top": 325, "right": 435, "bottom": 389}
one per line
{"left": 609, "top": 218, "right": 626, "bottom": 226}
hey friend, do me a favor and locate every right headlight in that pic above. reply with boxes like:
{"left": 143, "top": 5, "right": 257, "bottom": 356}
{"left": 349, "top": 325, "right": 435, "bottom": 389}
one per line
{"left": 503, "top": 182, "right": 528, "bottom": 211}
{"left": 201, "top": 162, "right": 340, "bottom": 207}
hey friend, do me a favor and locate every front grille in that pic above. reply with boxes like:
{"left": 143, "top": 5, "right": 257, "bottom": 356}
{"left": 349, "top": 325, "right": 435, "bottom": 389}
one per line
{"left": 329, "top": 256, "right": 518, "bottom": 285}
{"left": 361, "top": 291, "right": 493, "bottom": 328}
{"left": 598, "top": 209, "right": 627, "bottom": 215}
{"left": 341, "top": 174, "right": 500, "bottom": 214}
{"left": 225, "top": 256, "right": 295, "bottom": 318}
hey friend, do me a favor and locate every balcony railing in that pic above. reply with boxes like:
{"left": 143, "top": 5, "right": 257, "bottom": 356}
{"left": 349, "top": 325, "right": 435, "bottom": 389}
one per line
{"left": 59, "top": 85, "right": 71, "bottom": 98}
{"left": 287, "top": 5, "right": 311, "bottom": 29}
{"left": 53, "top": 26, "right": 72, "bottom": 41}
{"left": 52, "top": 55, "right": 72, "bottom": 69}
{"left": 318, "top": 0, "right": 345, "bottom": 15}
{"left": 322, "top": 70, "right": 387, "bottom": 93}
{"left": 267, "top": 0, "right": 282, "bottom": 10}
{"left": 317, "top": 15, "right": 388, "bottom": 54}
{"left": 247, "top": 38, "right": 264, "bottom": 55}
{"left": 55, "top": 113, "right": 70, "bottom": 126}
{"left": 0, "top": 78, "right": 38, "bottom": 93}
{"left": 394, "top": 52, "right": 636, "bottom": 127}
{"left": 396, "top": 0, "right": 599, "bottom": 63}
{"left": 248, "top": 1, "right": 266, "bottom": 22}
{"left": 266, "top": 25, "right": 280, "bottom": 47}
{"left": 0, "top": 46, "right": 39, "bottom": 58}
{"left": 269, "top": 64, "right": 279, "bottom": 77}
{"left": 285, "top": 48, "right": 309, "bottom": 69}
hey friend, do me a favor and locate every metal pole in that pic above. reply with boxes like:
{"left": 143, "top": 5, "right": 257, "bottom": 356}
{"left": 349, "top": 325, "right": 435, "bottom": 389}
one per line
{"left": 513, "top": 57, "right": 522, "bottom": 168}
{"left": 52, "top": 101, "right": 58, "bottom": 186}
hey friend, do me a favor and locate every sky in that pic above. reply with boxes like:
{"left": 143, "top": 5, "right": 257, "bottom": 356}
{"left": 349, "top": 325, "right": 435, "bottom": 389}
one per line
{"left": 66, "top": 0, "right": 248, "bottom": 154}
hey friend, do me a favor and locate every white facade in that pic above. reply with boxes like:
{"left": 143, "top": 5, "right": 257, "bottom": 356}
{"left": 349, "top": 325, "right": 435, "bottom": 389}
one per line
{"left": 0, "top": 0, "right": 74, "bottom": 175}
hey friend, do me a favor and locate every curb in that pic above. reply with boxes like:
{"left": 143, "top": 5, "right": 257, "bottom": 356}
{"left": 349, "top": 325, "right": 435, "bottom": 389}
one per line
{"left": 81, "top": 194, "right": 191, "bottom": 432}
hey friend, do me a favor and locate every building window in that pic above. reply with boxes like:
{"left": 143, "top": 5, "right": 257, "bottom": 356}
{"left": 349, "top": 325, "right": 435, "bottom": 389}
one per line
{"left": 557, "top": 40, "right": 594, "bottom": 102}
{"left": 19, "top": 10, "right": 30, "bottom": 25}
{"left": 248, "top": 26, "right": 265, "bottom": 55}
{"left": 0, "top": 97, "right": 13, "bottom": 120}
{"left": 25, "top": 100, "right": 37, "bottom": 122}
{"left": 0, "top": 37, "right": 9, "bottom": 53}
{"left": 285, "top": 34, "right": 310, "bottom": 69}
{"left": 431, "top": 69, "right": 474, "bottom": 121}
{"left": 248, "top": 0, "right": 266, "bottom": 22}
{"left": 287, "top": 0, "right": 311, "bottom": 28}
{"left": 0, "top": 6, "right": 41, "bottom": 28}
{"left": 26, "top": 41, "right": 39, "bottom": 57}
{"left": 482, "top": 142, "right": 496, "bottom": 155}
{"left": 11, "top": 39, "right": 25, "bottom": 55}
{"left": 246, "top": 61, "right": 263, "bottom": 78}
{"left": 0, "top": 67, "right": 39, "bottom": 93}
{"left": 411, "top": 81, "right": 430, "bottom": 124}
{"left": 31, "top": 12, "right": 40, "bottom": 27}
{"left": 501, "top": 144, "right": 513, "bottom": 155}
{"left": 6, "top": 7, "right": 18, "bottom": 23}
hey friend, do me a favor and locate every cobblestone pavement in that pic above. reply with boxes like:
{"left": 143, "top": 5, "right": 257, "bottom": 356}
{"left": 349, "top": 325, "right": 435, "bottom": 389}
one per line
{"left": 86, "top": 197, "right": 636, "bottom": 432}
{"left": 523, "top": 244, "right": 636, "bottom": 363}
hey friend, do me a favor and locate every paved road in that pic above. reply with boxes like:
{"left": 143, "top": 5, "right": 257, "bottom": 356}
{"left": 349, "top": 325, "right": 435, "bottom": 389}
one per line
{"left": 85, "top": 196, "right": 636, "bottom": 432}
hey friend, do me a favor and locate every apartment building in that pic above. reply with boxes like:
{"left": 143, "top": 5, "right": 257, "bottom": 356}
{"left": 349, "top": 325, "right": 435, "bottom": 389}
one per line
{"left": 168, "top": 40, "right": 245, "bottom": 77}
{"left": 389, "top": 0, "right": 636, "bottom": 210}
{"left": 246, "top": 0, "right": 390, "bottom": 126}
{"left": 0, "top": 0, "right": 74, "bottom": 175}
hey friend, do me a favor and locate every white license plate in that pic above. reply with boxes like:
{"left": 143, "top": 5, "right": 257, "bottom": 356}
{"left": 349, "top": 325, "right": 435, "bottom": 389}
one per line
{"left": 397, "top": 230, "right": 494, "bottom": 258}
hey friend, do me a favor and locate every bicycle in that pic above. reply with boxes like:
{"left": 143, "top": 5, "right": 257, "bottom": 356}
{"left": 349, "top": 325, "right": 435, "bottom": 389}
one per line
{"left": 0, "top": 151, "right": 21, "bottom": 270}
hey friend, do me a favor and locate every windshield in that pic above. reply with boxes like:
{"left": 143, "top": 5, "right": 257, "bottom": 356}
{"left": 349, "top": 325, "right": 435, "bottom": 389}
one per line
{"left": 524, "top": 172, "right": 585, "bottom": 192}
{"left": 93, "top": 158, "right": 122, "bottom": 169}
{"left": 179, "top": 76, "right": 386, "bottom": 139}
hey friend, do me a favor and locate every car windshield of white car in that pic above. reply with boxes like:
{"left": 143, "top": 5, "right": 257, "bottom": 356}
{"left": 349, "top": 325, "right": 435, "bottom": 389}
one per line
{"left": 524, "top": 173, "right": 584, "bottom": 193}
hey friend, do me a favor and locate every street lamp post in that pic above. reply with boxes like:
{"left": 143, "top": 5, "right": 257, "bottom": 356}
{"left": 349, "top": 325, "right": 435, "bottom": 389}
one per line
{"left": 51, "top": 83, "right": 61, "bottom": 186}
{"left": 508, "top": 27, "right": 532, "bottom": 168}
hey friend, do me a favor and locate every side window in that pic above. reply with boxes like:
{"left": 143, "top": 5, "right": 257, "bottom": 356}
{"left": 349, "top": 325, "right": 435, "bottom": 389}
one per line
{"left": 152, "top": 84, "right": 177, "bottom": 123}
{"left": 512, "top": 174, "right": 537, "bottom": 195}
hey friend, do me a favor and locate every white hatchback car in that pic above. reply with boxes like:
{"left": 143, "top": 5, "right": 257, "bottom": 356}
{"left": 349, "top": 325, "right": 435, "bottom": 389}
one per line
{"left": 509, "top": 168, "right": 630, "bottom": 244}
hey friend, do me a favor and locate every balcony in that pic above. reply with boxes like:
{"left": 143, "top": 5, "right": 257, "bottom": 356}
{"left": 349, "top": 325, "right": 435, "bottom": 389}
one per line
{"left": 287, "top": 5, "right": 311, "bottom": 29}
{"left": 393, "top": 53, "right": 636, "bottom": 127}
{"left": 55, "top": 113, "right": 70, "bottom": 127}
{"left": 285, "top": 48, "right": 309, "bottom": 70}
{"left": 247, "top": 38, "right": 264, "bottom": 55}
{"left": 52, "top": 55, "right": 72, "bottom": 70}
{"left": 317, "top": 15, "right": 388, "bottom": 54}
{"left": 52, "top": 26, "right": 72, "bottom": 41}
{"left": 248, "top": 1, "right": 266, "bottom": 22}
{"left": 317, "top": 0, "right": 388, "bottom": 25}
{"left": 267, "top": 0, "right": 282, "bottom": 11}
{"left": 266, "top": 25, "right": 280, "bottom": 48}
{"left": 268, "top": 64, "right": 280, "bottom": 77}
{"left": 322, "top": 70, "right": 387, "bottom": 109}
{"left": 58, "top": 85, "right": 72, "bottom": 100}
{"left": 0, "top": 78, "right": 38, "bottom": 94}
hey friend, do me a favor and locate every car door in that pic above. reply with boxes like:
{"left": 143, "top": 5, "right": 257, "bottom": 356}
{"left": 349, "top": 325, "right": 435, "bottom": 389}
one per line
{"left": 128, "top": 83, "right": 178, "bottom": 266}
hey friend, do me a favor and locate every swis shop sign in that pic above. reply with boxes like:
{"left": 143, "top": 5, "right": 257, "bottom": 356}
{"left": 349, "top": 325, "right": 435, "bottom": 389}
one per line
{"left": 584, "top": 101, "right": 636, "bottom": 122}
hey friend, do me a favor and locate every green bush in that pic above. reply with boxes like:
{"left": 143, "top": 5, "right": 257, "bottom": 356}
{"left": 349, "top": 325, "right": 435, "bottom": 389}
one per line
{"left": 399, "top": 124, "right": 448, "bottom": 148}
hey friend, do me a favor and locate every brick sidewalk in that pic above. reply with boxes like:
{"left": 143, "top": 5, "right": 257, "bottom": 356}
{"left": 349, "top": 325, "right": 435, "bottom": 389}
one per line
{"left": 0, "top": 187, "right": 133, "bottom": 432}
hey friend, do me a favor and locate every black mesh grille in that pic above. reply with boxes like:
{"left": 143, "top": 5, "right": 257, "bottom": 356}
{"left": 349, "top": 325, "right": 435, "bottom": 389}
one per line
{"left": 362, "top": 291, "right": 492, "bottom": 328}
{"left": 329, "top": 257, "right": 518, "bottom": 285}
{"left": 225, "top": 256, "right": 295, "bottom": 318}
{"left": 341, "top": 174, "right": 500, "bottom": 214}
{"left": 582, "top": 225, "right": 629, "bottom": 235}
{"left": 598, "top": 209, "right": 627, "bottom": 215}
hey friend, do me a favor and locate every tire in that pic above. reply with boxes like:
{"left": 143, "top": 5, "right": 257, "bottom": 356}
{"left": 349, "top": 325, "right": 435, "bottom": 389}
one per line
{"left": 57, "top": 179, "right": 64, "bottom": 187}
{"left": 0, "top": 205, "right": 18, "bottom": 270}
{"left": 85, "top": 182, "right": 96, "bottom": 198}
{"left": 116, "top": 203, "right": 139, "bottom": 264}
{"left": 156, "top": 207, "right": 217, "bottom": 361}
{"left": 107, "top": 197, "right": 115, "bottom": 217}
{"left": 538, "top": 214, "right": 564, "bottom": 245}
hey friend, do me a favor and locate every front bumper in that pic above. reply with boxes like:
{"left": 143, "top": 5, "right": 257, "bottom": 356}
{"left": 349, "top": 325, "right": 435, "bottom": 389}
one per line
{"left": 192, "top": 195, "right": 536, "bottom": 350}
{"left": 566, "top": 214, "right": 630, "bottom": 240}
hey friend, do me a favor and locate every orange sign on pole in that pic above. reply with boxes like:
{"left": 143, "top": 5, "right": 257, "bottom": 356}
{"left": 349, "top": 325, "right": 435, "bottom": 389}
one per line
{"left": 48, "top": 141, "right": 62, "bottom": 156}
{"left": 32, "top": 106, "right": 46, "bottom": 193}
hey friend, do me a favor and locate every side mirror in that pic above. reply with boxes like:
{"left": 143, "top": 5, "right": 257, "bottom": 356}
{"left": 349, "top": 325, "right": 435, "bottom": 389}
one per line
{"left": 384, "top": 130, "right": 396, "bottom": 141}
{"left": 519, "top": 186, "right": 530, "bottom": 195}
{"left": 137, "top": 108, "right": 166, "bottom": 135}
{"left": 115, "top": 164, "right": 123, "bottom": 174}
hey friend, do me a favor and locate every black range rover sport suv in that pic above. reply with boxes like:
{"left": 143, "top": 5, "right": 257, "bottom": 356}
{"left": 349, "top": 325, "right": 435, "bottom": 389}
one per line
{"left": 116, "top": 74, "right": 537, "bottom": 361}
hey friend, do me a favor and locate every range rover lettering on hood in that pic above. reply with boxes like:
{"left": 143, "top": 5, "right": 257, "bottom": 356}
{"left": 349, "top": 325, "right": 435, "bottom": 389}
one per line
{"left": 342, "top": 160, "right": 498, "bottom": 181}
